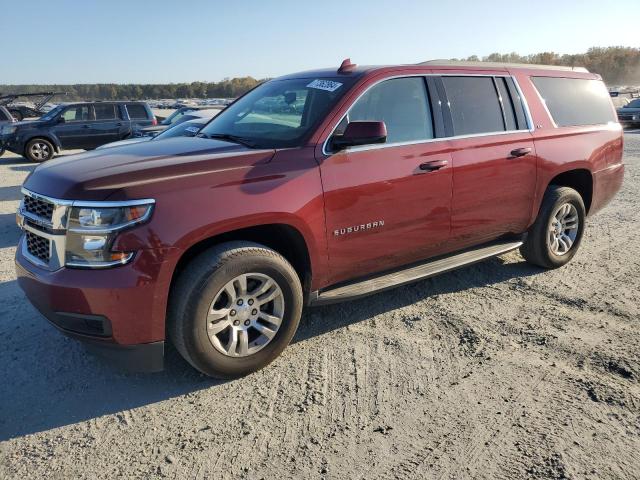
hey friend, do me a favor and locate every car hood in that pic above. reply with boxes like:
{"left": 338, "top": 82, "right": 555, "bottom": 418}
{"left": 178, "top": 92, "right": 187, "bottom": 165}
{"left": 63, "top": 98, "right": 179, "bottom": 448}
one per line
{"left": 96, "top": 137, "right": 151, "bottom": 150}
{"left": 617, "top": 107, "right": 640, "bottom": 114}
{"left": 23, "top": 137, "right": 276, "bottom": 200}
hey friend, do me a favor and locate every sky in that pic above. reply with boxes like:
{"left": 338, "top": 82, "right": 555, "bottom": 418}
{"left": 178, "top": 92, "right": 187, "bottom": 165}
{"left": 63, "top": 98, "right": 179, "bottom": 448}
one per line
{"left": 2, "top": 0, "right": 638, "bottom": 84}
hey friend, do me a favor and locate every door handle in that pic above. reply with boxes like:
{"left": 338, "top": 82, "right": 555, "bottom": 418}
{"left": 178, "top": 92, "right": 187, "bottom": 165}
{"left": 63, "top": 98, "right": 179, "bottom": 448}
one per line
{"left": 509, "top": 147, "right": 532, "bottom": 158}
{"left": 418, "top": 159, "right": 448, "bottom": 172}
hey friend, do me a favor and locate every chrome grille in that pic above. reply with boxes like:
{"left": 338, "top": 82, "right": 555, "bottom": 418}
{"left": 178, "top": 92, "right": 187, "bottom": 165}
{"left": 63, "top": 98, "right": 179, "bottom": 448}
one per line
{"left": 23, "top": 195, "right": 54, "bottom": 222}
{"left": 25, "top": 231, "right": 50, "bottom": 263}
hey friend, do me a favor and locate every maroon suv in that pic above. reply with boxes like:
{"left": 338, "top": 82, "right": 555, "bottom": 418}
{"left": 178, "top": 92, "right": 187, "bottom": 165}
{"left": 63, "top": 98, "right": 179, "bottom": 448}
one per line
{"left": 15, "top": 59, "right": 624, "bottom": 377}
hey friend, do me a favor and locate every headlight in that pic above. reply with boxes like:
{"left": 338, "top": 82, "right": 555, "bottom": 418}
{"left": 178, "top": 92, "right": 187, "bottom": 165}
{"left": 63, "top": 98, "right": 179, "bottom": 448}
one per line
{"left": 0, "top": 125, "right": 17, "bottom": 135}
{"left": 64, "top": 202, "right": 154, "bottom": 268}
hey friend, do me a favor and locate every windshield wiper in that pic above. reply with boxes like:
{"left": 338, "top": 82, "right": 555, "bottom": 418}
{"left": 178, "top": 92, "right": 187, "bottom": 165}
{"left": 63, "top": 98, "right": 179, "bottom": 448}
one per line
{"left": 198, "top": 132, "right": 258, "bottom": 148}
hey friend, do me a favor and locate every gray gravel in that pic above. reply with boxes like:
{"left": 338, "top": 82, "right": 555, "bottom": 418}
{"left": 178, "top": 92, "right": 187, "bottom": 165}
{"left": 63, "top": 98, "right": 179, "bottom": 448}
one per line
{"left": 1, "top": 135, "right": 639, "bottom": 479}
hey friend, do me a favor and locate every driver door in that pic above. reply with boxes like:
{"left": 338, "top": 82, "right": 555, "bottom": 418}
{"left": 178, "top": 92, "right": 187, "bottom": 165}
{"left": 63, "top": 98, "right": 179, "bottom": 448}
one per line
{"left": 53, "top": 104, "right": 92, "bottom": 149}
{"left": 319, "top": 76, "right": 453, "bottom": 285}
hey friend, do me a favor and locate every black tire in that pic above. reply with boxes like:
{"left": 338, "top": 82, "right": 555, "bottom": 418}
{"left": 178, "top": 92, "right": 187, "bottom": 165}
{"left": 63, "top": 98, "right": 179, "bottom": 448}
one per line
{"left": 9, "top": 110, "right": 22, "bottom": 121}
{"left": 168, "top": 241, "right": 303, "bottom": 378}
{"left": 520, "top": 186, "right": 586, "bottom": 269}
{"left": 24, "top": 138, "right": 55, "bottom": 162}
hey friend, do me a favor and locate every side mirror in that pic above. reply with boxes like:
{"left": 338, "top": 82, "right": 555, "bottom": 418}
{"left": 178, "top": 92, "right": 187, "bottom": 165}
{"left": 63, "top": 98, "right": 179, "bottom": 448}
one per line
{"left": 331, "top": 121, "right": 387, "bottom": 151}
{"left": 57, "top": 116, "right": 65, "bottom": 124}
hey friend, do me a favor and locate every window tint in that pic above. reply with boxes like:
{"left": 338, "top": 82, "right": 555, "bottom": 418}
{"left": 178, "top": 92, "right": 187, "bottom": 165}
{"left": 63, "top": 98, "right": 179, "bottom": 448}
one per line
{"left": 62, "top": 105, "right": 90, "bottom": 122}
{"left": 442, "top": 77, "right": 505, "bottom": 135}
{"left": 531, "top": 77, "right": 616, "bottom": 127}
{"left": 126, "top": 104, "right": 149, "bottom": 120}
{"left": 495, "top": 78, "right": 518, "bottom": 131}
{"left": 341, "top": 77, "right": 433, "bottom": 144}
{"left": 94, "top": 104, "right": 117, "bottom": 120}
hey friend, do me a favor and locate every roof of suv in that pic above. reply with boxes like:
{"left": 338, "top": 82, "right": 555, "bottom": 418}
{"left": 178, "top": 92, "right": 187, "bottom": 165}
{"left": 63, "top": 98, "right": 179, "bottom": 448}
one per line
{"left": 279, "top": 59, "right": 594, "bottom": 81}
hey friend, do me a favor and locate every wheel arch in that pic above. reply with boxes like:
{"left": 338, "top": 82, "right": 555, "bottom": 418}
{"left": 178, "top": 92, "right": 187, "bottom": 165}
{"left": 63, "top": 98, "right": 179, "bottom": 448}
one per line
{"left": 24, "top": 135, "right": 61, "bottom": 153}
{"left": 547, "top": 168, "right": 593, "bottom": 213}
{"left": 169, "top": 223, "right": 314, "bottom": 303}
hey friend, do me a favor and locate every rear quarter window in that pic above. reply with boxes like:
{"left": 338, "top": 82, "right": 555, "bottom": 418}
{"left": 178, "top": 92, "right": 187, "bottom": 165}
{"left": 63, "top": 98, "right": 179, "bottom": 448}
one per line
{"left": 126, "top": 104, "right": 150, "bottom": 120}
{"left": 531, "top": 77, "right": 616, "bottom": 127}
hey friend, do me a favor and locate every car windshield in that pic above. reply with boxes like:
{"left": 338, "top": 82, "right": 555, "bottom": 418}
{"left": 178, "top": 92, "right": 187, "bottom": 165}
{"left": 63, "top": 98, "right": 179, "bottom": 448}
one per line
{"left": 154, "top": 120, "right": 205, "bottom": 140}
{"left": 624, "top": 99, "right": 640, "bottom": 108}
{"left": 39, "top": 105, "right": 64, "bottom": 121}
{"left": 161, "top": 108, "right": 194, "bottom": 125}
{"left": 198, "top": 77, "right": 354, "bottom": 148}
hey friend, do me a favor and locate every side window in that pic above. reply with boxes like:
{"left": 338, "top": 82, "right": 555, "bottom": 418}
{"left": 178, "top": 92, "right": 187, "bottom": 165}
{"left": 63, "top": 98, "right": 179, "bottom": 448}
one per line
{"left": 341, "top": 77, "right": 434, "bottom": 144}
{"left": 531, "top": 77, "right": 616, "bottom": 127}
{"left": 62, "top": 105, "right": 90, "bottom": 122}
{"left": 126, "top": 104, "right": 149, "bottom": 120}
{"left": 93, "top": 104, "right": 117, "bottom": 121}
{"left": 441, "top": 77, "right": 505, "bottom": 135}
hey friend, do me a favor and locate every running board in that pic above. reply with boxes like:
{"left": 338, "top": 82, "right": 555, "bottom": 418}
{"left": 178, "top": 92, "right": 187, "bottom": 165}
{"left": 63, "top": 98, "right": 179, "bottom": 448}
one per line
{"left": 310, "top": 239, "right": 523, "bottom": 306}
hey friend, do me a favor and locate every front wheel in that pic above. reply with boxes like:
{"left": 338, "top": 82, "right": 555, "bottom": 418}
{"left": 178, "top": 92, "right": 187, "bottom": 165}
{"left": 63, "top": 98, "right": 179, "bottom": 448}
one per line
{"left": 520, "top": 186, "right": 586, "bottom": 269}
{"left": 25, "top": 138, "right": 55, "bottom": 162}
{"left": 168, "top": 241, "right": 303, "bottom": 378}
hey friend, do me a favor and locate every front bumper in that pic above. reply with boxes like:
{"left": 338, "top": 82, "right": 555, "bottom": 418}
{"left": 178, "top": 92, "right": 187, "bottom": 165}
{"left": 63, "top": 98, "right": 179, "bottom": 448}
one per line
{"left": 0, "top": 133, "right": 24, "bottom": 154}
{"left": 15, "top": 237, "right": 171, "bottom": 372}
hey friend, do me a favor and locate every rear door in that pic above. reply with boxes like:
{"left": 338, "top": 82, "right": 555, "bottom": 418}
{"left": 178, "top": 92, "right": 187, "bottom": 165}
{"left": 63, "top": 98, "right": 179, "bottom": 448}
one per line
{"left": 439, "top": 74, "right": 537, "bottom": 248}
{"left": 53, "top": 104, "right": 92, "bottom": 149}
{"left": 319, "top": 76, "right": 453, "bottom": 285}
{"left": 87, "top": 104, "right": 123, "bottom": 148}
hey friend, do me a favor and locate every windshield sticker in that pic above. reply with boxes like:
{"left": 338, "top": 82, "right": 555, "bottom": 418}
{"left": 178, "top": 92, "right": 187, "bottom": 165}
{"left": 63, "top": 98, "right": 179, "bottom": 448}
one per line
{"left": 307, "top": 79, "right": 343, "bottom": 92}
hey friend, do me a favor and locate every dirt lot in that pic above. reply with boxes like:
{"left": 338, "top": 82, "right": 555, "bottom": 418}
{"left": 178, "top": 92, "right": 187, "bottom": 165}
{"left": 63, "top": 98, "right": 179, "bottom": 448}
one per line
{"left": 0, "top": 133, "right": 639, "bottom": 479}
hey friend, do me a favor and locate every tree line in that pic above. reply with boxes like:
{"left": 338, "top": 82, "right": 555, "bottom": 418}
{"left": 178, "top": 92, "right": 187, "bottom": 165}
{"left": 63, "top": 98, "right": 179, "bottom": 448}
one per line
{"left": 0, "top": 76, "right": 265, "bottom": 101}
{"left": 1, "top": 47, "right": 639, "bottom": 102}
{"left": 456, "top": 47, "right": 640, "bottom": 85}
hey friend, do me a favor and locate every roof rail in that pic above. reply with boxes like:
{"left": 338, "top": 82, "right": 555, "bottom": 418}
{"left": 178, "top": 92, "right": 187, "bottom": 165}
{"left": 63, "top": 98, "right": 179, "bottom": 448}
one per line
{"left": 417, "top": 59, "right": 589, "bottom": 73}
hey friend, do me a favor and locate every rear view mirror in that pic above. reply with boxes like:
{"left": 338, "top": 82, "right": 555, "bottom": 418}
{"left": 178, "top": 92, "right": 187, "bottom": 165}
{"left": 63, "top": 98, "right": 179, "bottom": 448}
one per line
{"left": 331, "top": 121, "right": 387, "bottom": 150}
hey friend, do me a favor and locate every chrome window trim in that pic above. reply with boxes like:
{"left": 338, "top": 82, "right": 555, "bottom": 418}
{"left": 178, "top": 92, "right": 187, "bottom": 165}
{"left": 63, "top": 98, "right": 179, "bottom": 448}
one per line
{"left": 321, "top": 73, "right": 535, "bottom": 156}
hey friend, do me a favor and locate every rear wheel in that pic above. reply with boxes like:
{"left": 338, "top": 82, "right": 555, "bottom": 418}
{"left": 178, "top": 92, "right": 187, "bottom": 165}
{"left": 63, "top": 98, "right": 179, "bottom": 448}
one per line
{"left": 25, "top": 138, "right": 54, "bottom": 162}
{"left": 168, "top": 241, "right": 303, "bottom": 378}
{"left": 520, "top": 186, "right": 586, "bottom": 269}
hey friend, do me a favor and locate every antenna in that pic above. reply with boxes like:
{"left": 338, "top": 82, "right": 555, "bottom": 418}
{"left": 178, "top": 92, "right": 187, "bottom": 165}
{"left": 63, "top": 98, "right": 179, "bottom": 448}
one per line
{"left": 338, "top": 58, "right": 357, "bottom": 73}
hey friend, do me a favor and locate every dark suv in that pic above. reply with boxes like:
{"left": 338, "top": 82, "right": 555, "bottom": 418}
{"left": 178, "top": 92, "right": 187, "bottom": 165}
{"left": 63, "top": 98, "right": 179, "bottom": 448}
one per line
{"left": 0, "top": 101, "right": 156, "bottom": 162}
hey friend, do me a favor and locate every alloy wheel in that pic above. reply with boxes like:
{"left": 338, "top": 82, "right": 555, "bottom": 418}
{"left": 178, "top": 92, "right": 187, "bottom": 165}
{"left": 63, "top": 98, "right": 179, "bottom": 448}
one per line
{"left": 547, "top": 203, "right": 579, "bottom": 256}
{"left": 206, "top": 273, "right": 285, "bottom": 357}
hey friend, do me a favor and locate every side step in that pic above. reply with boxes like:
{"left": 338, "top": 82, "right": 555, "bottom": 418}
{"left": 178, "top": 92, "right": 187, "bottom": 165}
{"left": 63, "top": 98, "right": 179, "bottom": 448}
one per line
{"left": 310, "top": 239, "right": 523, "bottom": 306}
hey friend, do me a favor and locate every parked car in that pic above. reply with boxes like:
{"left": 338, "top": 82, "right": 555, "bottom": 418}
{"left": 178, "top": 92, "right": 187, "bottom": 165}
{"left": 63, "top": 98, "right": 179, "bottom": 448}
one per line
{"left": 97, "top": 117, "right": 208, "bottom": 149}
{"left": 0, "top": 101, "right": 156, "bottom": 162}
{"left": 617, "top": 98, "right": 640, "bottom": 127}
{"left": 0, "top": 105, "right": 16, "bottom": 156}
{"left": 0, "top": 91, "right": 66, "bottom": 121}
{"left": 134, "top": 107, "right": 222, "bottom": 137}
{"left": 15, "top": 59, "right": 623, "bottom": 377}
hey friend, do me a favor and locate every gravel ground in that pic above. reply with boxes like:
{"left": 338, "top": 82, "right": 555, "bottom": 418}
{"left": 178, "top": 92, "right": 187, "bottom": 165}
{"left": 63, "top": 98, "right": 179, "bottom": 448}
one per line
{"left": 0, "top": 134, "right": 639, "bottom": 479}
